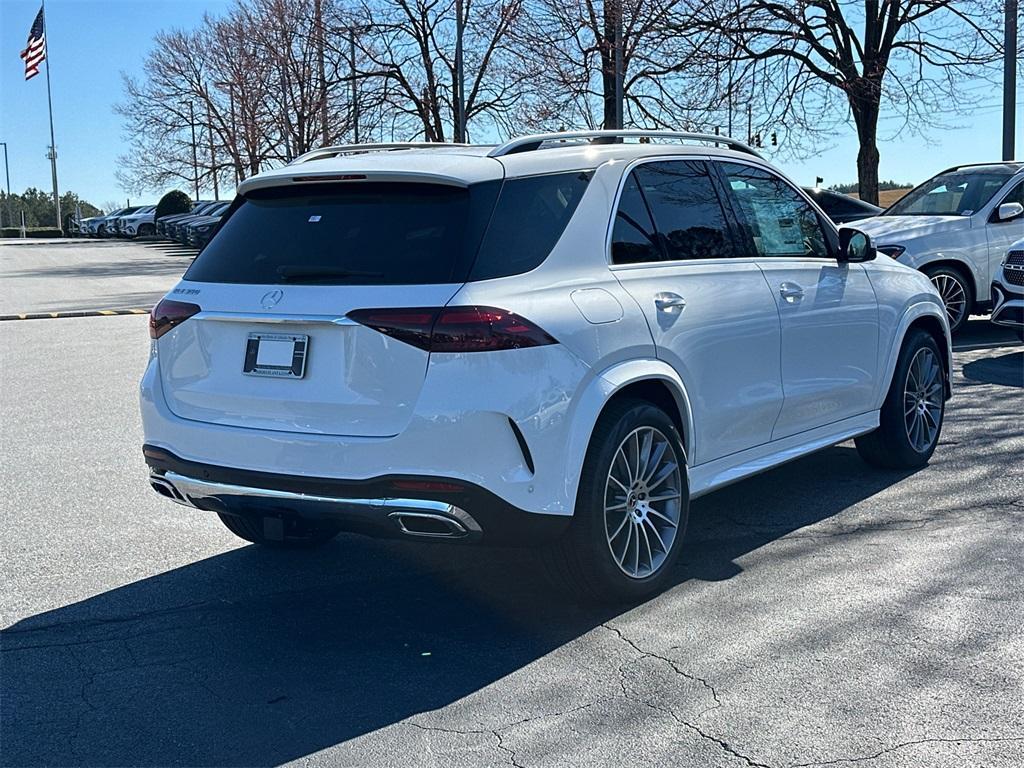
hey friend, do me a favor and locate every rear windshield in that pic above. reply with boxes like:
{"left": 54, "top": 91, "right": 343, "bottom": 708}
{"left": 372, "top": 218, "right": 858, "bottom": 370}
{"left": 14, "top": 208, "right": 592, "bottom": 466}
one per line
{"left": 184, "top": 173, "right": 590, "bottom": 286}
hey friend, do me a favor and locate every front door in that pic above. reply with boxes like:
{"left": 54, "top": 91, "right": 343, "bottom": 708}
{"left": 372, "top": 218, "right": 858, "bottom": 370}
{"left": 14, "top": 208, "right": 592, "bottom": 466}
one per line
{"left": 609, "top": 159, "right": 783, "bottom": 465}
{"left": 718, "top": 161, "right": 880, "bottom": 440}
{"left": 985, "top": 180, "right": 1024, "bottom": 287}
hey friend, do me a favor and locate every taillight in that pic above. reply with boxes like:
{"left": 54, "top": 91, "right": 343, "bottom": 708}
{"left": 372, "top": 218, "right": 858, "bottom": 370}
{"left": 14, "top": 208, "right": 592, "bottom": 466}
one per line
{"left": 149, "top": 298, "right": 201, "bottom": 339}
{"left": 347, "top": 306, "right": 556, "bottom": 352}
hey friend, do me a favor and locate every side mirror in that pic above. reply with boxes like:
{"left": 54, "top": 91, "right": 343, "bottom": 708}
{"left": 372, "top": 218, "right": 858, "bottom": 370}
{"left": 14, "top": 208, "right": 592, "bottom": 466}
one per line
{"left": 996, "top": 202, "right": 1024, "bottom": 222}
{"left": 838, "top": 228, "right": 876, "bottom": 263}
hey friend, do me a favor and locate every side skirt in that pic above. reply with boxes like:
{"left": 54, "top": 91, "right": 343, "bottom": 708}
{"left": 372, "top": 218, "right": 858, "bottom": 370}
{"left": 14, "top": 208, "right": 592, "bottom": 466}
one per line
{"left": 688, "top": 411, "right": 879, "bottom": 499}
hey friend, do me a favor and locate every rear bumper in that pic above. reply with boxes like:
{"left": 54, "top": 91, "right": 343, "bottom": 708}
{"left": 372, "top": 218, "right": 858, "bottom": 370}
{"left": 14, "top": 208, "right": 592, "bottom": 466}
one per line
{"left": 144, "top": 445, "right": 569, "bottom": 545}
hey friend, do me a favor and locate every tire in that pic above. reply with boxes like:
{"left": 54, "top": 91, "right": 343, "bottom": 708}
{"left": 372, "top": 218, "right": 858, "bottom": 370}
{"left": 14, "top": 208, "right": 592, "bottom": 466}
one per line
{"left": 216, "top": 512, "right": 340, "bottom": 549}
{"left": 923, "top": 265, "right": 973, "bottom": 334}
{"left": 138, "top": 223, "right": 155, "bottom": 237}
{"left": 544, "top": 398, "right": 689, "bottom": 603}
{"left": 855, "top": 329, "right": 945, "bottom": 469}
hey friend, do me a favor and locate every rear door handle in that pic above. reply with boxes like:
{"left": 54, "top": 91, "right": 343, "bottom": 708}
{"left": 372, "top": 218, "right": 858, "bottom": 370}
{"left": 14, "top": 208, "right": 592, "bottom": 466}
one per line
{"left": 654, "top": 293, "right": 687, "bottom": 313}
{"left": 779, "top": 282, "right": 805, "bottom": 303}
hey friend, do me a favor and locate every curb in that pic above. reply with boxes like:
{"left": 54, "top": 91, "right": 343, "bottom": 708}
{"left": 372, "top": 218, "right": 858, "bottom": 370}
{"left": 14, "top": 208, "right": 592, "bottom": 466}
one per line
{"left": 0, "top": 308, "right": 150, "bottom": 322}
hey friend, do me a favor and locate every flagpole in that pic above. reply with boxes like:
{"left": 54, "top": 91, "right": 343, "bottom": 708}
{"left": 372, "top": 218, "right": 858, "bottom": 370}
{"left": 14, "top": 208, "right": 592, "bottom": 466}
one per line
{"left": 42, "top": 0, "right": 60, "bottom": 231}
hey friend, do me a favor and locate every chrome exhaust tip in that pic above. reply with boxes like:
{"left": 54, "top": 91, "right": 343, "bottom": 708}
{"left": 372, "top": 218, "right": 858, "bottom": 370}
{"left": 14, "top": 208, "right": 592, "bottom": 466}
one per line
{"left": 149, "top": 475, "right": 191, "bottom": 506}
{"left": 388, "top": 511, "right": 470, "bottom": 538}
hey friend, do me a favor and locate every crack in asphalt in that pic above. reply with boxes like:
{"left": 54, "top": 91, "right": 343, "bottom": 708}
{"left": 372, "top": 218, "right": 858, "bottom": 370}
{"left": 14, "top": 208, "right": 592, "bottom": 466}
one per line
{"left": 600, "top": 623, "right": 771, "bottom": 767}
{"left": 600, "top": 623, "right": 722, "bottom": 716}
{"left": 791, "top": 736, "right": 1024, "bottom": 766}
{"left": 408, "top": 700, "right": 605, "bottom": 768}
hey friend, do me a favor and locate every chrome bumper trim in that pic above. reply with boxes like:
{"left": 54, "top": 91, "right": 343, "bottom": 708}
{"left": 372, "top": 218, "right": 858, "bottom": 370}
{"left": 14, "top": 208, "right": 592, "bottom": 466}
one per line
{"left": 156, "top": 470, "right": 482, "bottom": 535}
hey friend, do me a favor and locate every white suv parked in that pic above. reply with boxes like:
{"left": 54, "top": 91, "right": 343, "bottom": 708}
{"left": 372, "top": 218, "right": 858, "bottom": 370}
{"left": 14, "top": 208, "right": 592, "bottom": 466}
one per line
{"left": 853, "top": 162, "right": 1024, "bottom": 333}
{"left": 119, "top": 205, "right": 157, "bottom": 238}
{"left": 142, "top": 130, "right": 952, "bottom": 601}
{"left": 991, "top": 238, "right": 1024, "bottom": 341}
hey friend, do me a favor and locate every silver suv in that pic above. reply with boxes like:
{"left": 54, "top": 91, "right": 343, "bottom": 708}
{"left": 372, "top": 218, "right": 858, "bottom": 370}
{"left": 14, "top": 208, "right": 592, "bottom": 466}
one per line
{"left": 854, "top": 162, "right": 1024, "bottom": 332}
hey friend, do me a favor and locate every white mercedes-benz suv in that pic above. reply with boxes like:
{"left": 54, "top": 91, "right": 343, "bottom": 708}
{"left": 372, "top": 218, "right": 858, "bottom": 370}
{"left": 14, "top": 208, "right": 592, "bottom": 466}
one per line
{"left": 991, "top": 238, "right": 1024, "bottom": 341}
{"left": 141, "top": 130, "right": 952, "bottom": 601}
{"left": 853, "top": 162, "right": 1024, "bottom": 333}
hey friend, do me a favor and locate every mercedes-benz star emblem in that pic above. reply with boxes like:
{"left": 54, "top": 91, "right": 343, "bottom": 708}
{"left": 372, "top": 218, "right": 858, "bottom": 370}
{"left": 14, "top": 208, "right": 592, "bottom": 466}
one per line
{"left": 261, "top": 289, "right": 284, "bottom": 309}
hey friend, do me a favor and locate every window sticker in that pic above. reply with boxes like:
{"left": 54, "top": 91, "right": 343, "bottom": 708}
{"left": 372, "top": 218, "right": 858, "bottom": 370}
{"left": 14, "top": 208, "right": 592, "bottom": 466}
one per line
{"left": 308, "top": 215, "right": 322, "bottom": 222}
{"left": 748, "top": 197, "right": 805, "bottom": 255}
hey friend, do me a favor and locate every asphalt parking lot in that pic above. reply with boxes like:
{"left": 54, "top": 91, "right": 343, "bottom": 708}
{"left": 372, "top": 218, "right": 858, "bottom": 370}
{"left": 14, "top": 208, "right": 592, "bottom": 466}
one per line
{"left": 1, "top": 240, "right": 1022, "bottom": 767}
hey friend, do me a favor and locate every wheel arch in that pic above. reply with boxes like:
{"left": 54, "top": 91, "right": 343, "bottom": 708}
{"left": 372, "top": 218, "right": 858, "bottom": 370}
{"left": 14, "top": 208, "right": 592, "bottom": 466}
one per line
{"left": 876, "top": 303, "right": 953, "bottom": 407}
{"left": 563, "top": 360, "right": 696, "bottom": 513}
{"left": 916, "top": 256, "right": 981, "bottom": 309}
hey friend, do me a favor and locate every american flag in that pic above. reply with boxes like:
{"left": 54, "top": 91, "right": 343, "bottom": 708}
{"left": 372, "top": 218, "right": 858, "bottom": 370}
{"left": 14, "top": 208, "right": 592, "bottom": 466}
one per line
{"left": 19, "top": 6, "right": 46, "bottom": 81}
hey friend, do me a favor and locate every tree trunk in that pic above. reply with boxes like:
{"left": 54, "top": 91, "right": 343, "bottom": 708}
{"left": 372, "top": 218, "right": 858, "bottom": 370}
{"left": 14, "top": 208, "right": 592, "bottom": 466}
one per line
{"left": 849, "top": 86, "right": 881, "bottom": 206}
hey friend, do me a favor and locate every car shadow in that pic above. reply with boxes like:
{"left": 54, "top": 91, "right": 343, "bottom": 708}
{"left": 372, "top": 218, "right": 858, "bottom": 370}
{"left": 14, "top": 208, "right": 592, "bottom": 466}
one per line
{"left": 5, "top": 256, "right": 192, "bottom": 280}
{"left": 953, "top": 317, "right": 1020, "bottom": 351}
{"left": 0, "top": 446, "right": 912, "bottom": 767}
{"left": 962, "top": 351, "right": 1023, "bottom": 387}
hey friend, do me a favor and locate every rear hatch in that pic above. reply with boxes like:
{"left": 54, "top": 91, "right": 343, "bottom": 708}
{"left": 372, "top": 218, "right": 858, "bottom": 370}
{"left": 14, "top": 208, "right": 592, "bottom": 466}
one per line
{"left": 156, "top": 178, "right": 501, "bottom": 437}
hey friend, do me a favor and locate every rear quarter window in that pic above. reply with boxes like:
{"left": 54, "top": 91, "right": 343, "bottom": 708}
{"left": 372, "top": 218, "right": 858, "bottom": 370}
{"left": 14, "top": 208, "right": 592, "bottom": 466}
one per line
{"left": 469, "top": 171, "right": 592, "bottom": 280}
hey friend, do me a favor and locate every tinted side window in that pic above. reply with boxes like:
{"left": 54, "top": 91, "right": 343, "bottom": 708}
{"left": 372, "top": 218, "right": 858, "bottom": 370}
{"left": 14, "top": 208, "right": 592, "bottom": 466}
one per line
{"left": 1000, "top": 181, "right": 1024, "bottom": 207}
{"left": 634, "top": 161, "right": 735, "bottom": 261}
{"left": 470, "top": 171, "right": 591, "bottom": 280}
{"left": 611, "top": 173, "right": 662, "bottom": 264}
{"left": 722, "top": 163, "right": 830, "bottom": 259}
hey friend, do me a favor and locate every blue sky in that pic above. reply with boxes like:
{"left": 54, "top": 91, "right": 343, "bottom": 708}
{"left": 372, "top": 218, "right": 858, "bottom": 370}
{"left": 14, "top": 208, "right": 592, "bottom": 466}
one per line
{"left": 1, "top": 0, "right": 1021, "bottom": 208}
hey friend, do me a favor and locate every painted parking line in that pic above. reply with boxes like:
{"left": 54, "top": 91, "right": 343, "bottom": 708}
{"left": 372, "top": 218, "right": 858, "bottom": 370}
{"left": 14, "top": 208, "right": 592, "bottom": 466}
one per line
{"left": 0, "top": 308, "right": 150, "bottom": 322}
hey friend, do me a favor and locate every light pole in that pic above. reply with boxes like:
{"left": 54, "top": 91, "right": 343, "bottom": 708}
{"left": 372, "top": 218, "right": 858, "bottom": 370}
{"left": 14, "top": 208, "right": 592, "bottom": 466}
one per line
{"left": 185, "top": 102, "right": 199, "bottom": 201}
{"left": 215, "top": 81, "right": 240, "bottom": 186}
{"left": 350, "top": 29, "right": 359, "bottom": 143}
{"left": 0, "top": 142, "right": 11, "bottom": 229}
{"left": 340, "top": 26, "right": 372, "bottom": 143}
{"left": 1003, "top": 0, "right": 1017, "bottom": 160}
{"left": 204, "top": 89, "right": 219, "bottom": 201}
{"left": 454, "top": 0, "right": 465, "bottom": 142}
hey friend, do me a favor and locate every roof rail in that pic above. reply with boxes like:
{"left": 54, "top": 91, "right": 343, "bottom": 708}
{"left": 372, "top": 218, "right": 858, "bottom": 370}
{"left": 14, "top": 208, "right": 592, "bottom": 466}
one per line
{"left": 488, "top": 130, "right": 762, "bottom": 158}
{"left": 936, "top": 160, "right": 1024, "bottom": 175}
{"left": 289, "top": 142, "right": 474, "bottom": 165}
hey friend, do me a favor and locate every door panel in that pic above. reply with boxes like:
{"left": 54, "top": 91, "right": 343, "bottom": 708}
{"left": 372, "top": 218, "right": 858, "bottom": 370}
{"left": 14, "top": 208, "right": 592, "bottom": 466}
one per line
{"left": 615, "top": 262, "right": 783, "bottom": 464}
{"left": 986, "top": 181, "right": 1024, "bottom": 287}
{"left": 717, "top": 160, "right": 880, "bottom": 438}
{"left": 756, "top": 260, "right": 879, "bottom": 438}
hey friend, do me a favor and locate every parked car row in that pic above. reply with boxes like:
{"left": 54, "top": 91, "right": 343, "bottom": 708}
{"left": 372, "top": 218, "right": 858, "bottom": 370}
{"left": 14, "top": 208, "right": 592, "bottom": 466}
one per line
{"left": 79, "top": 205, "right": 156, "bottom": 238}
{"left": 157, "top": 201, "right": 232, "bottom": 248}
{"left": 78, "top": 199, "right": 232, "bottom": 248}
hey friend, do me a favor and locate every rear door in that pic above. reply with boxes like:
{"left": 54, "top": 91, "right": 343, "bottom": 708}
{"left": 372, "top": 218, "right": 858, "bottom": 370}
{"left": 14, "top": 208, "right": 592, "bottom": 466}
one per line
{"left": 718, "top": 161, "right": 879, "bottom": 440}
{"left": 609, "top": 159, "right": 783, "bottom": 465}
{"left": 157, "top": 181, "right": 498, "bottom": 438}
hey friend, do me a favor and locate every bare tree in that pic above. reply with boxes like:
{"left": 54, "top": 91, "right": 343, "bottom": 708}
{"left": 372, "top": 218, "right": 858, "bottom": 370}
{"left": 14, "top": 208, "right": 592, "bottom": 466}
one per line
{"left": 688, "top": 1, "right": 1005, "bottom": 203}
{"left": 520, "top": 0, "right": 722, "bottom": 131}
{"left": 350, "top": 0, "right": 537, "bottom": 141}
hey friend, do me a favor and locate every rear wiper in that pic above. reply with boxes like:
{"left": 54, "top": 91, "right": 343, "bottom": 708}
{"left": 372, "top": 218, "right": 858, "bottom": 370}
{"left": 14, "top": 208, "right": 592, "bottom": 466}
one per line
{"left": 276, "top": 266, "right": 384, "bottom": 282}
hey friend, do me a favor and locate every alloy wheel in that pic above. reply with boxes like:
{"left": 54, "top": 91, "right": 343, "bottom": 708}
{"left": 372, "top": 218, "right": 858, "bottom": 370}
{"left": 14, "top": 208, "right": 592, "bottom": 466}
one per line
{"left": 604, "top": 427, "right": 683, "bottom": 579}
{"left": 929, "top": 273, "right": 967, "bottom": 329}
{"left": 903, "top": 347, "right": 942, "bottom": 453}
